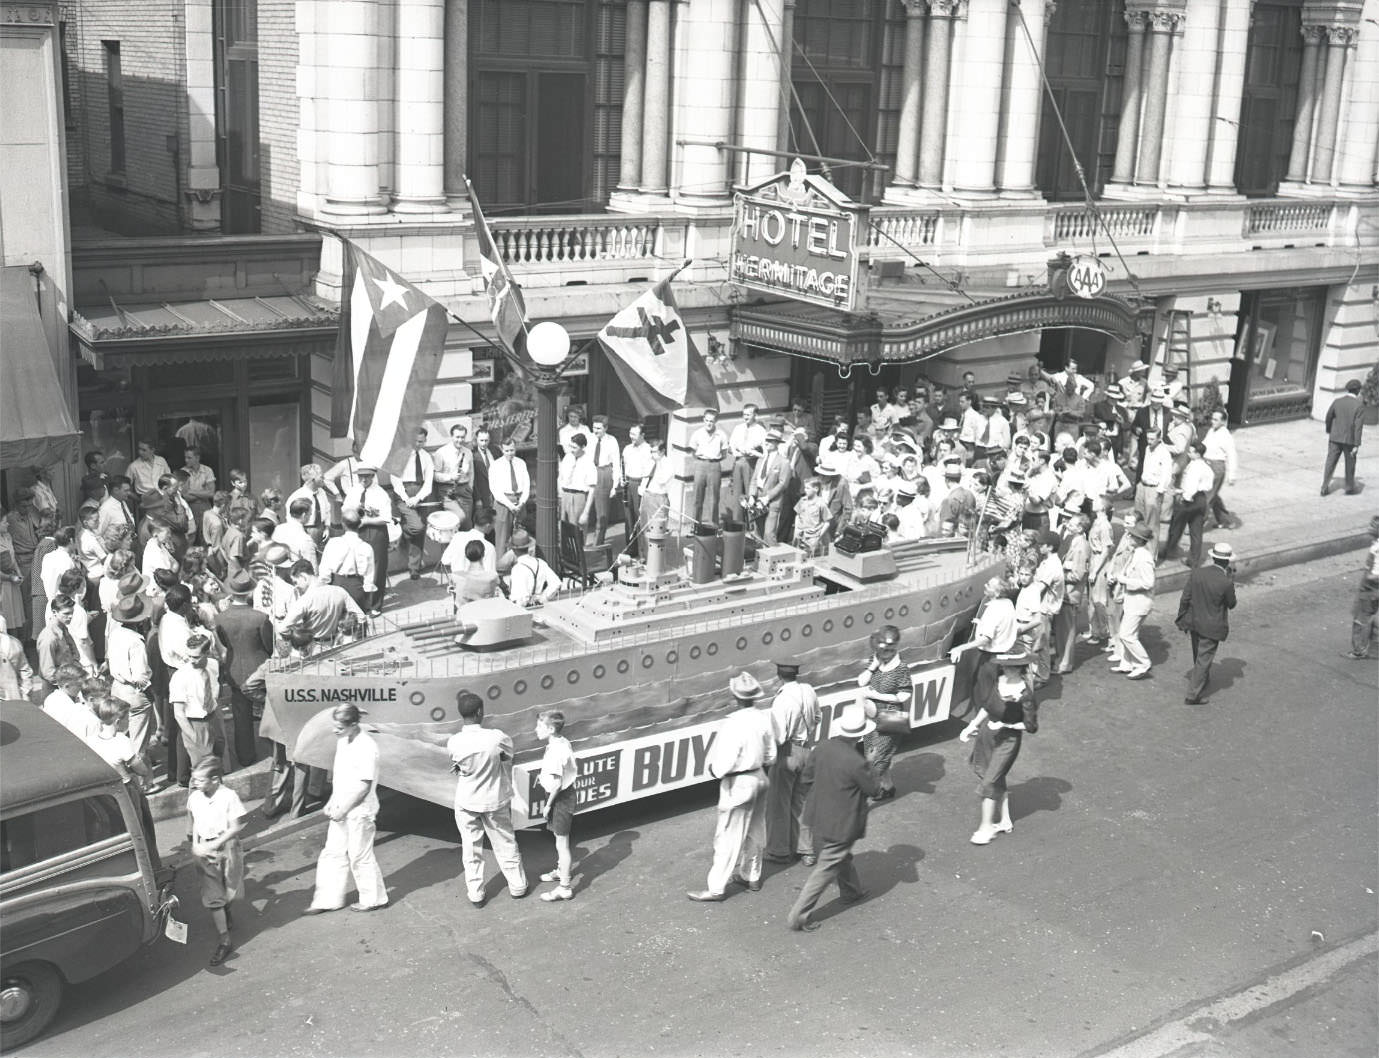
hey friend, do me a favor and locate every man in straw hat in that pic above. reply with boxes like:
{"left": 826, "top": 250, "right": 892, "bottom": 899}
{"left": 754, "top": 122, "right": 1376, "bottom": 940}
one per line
{"left": 107, "top": 590, "right": 157, "bottom": 766}
{"left": 786, "top": 698, "right": 877, "bottom": 931}
{"left": 1176, "top": 542, "right": 1237, "bottom": 704}
{"left": 1111, "top": 523, "right": 1157, "bottom": 680}
{"left": 217, "top": 569, "right": 274, "bottom": 765}
{"left": 304, "top": 703, "right": 389, "bottom": 914}
{"left": 688, "top": 672, "right": 776, "bottom": 902}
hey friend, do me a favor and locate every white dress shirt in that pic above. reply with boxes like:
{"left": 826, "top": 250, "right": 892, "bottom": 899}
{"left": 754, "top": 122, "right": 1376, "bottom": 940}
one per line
{"left": 318, "top": 532, "right": 378, "bottom": 592}
{"left": 272, "top": 520, "right": 319, "bottom": 569}
{"left": 1179, "top": 458, "right": 1215, "bottom": 501}
{"left": 588, "top": 432, "right": 623, "bottom": 487}
{"left": 491, "top": 454, "right": 531, "bottom": 512}
{"left": 1202, "top": 425, "right": 1238, "bottom": 481}
{"left": 622, "top": 440, "right": 655, "bottom": 482}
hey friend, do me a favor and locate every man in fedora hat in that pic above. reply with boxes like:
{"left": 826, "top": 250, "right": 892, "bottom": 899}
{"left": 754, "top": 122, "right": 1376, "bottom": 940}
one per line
{"left": 506, "top": 530, "right": 560, "bottom": 606}
{"left": 1112, "top": 523, "right": 1157, "bottom": 680}
{"left": 786, "top": 699, "right": 877, "bottom": 931}
{"left": 745, "top": 426, "right": 790, "bottom": 543}
{"left": 764, "top": 659, "right": 821, "bottom": 867}
{"left": 688, "top": 672, "right": 776, "bottom": 902}
{"left": 339, "top": 464, "right": 393, "bottom": 615}
{"left": 217, "top": 569, "right": 274, "bottom": 765}
{"left": 107, "top": 591, "right": 156, "bottom": 766}
{"left": 1175, "top": 541, "right": 1238, "bottom": 704}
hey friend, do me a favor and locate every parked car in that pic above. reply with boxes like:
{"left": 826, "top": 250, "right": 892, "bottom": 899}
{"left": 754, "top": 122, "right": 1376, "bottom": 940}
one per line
{"left": 1, "top": 701, "right": 177, "bottom": 1050}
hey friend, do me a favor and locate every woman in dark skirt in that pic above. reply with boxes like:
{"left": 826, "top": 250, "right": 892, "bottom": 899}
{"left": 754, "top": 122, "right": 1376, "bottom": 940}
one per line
{"left": 959, "top": 647, "right": 1039, "bottom": 845}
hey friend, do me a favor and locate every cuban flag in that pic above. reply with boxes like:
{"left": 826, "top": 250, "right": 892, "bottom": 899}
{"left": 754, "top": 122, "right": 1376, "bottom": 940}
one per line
{"left": 596, "top": 270, "right": 717, "bottom": 416}
{"left": 465, "top": 176, "right": 529, "bottom": 360}
{"left": 329, "top": 238, "right": 449, "bottom": 477}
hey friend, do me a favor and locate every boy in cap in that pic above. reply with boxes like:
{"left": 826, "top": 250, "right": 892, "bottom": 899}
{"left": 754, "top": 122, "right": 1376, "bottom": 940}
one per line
{"left": 187, "top": 757, "right": 247, "bottom": 966}
{"left": 688, "top": 672, "right": 777, "bottom": 902}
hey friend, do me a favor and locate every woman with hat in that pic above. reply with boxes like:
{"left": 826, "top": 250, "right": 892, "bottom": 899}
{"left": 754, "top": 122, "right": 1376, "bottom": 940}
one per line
{"left": 959, "top": 647, "right": 1039, "bottom": 844}
{"left": 186, "top": 756, "right": 248, "bottom": 966}
{"left": 687, "top": 672, "right": 777, "bottom": 902}
{"left": 108, "top": 589, "right": 157, "bottom": 767}
{"left": 856, "top": 626, "right": 910, "bottom": 802}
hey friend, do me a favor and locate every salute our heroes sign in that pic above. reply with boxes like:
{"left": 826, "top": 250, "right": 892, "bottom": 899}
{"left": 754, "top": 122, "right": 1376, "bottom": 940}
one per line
{"left": 729, "top": 159, "right": 868, "bottom": 313}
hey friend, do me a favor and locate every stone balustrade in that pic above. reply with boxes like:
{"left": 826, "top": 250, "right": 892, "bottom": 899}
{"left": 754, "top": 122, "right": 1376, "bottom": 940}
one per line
{"left": 1243, "top": 200, "right": 1334, "bottom": 237}
{"left": 1046, "top": 203, "right": 1160, "bottom": 246}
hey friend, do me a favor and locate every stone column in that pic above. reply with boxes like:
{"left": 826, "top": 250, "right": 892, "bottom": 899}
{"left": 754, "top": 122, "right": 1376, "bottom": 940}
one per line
{"left": 917, "top": 0, "right": 962, "bottom": 189}
{"left": 1338, "top": 10, "right": 1379, "bottom": 192}
{"left": 951, "top": 0, "right": 1006, "bottom": 195}
{"left": 1205, "top": 0, "right": 1250, "bottom": 193}
{"left": 995, "top": 0, "right": 1048, "bottom": 196}
{"left": 776, "top": 0, "right": 797, "bottom": 153}
{"left": 442, "top": 0, "right": 468, "bottom": 207}
{"left": 183, "top": 0, "right": 222, "bottom": 230}
{"left": 676, "top": 0, "right": 738, "bottom": 206}
{"left": 1110, "top": 10, "right": 1148, "bottom": 185}
{"left": 640, "top": 0, "right": 672, "bottom": 194}
{"left": 1311, "top": 25, "right": 1358, "bottom": 184}
{"left": 739, "top": 0, "right": 786, "bottom": 185}
{"left": 393, "top": 0, "right": 447, "bottom": 212}
{"left": 1134, "top": 10, "right": 1182, "bottom": 186}
{"left": 1166, "top": 0, "right": 1221, "bottom": 193}
{"left": 1284, "top": 24, "right": 1326, "bottom": 183}
{"left": 323, "top": 0, "right": 386, "bottom": 216}
{"left": 891, "top": 0, "right": 928, "bottom": 188}
{"left": 618, "top": 0, "right": 648, "bottom": 192}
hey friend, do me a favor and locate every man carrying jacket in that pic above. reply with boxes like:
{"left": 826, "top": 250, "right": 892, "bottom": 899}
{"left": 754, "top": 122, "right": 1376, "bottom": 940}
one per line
{"left": 1175, "top": 542, "right": 1238, "bottom": 704}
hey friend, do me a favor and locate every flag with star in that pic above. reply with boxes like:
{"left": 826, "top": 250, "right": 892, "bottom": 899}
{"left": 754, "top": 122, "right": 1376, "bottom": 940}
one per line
{"left": 596, "top": 267, "right": 717, "bottom": 416}
{"left": 465, "top": 176, "right": 528, "bottom": 359}
{"left": 329, "top": 237, "right": 449, "bottom": 477}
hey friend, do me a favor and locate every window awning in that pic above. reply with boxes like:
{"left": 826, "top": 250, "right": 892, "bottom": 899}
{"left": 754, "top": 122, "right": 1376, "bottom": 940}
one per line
{"left": 730, "top": 285, "right": 1140, "bottom": 366}
{"left": 1, "top": 266, "right": 80, "bottom": 471}
{"left": 69, "top": 293, "right": 338, "bottom": 369}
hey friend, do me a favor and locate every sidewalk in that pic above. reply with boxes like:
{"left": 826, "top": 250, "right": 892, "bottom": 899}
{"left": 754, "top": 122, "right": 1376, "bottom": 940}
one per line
{"left": 1150, "top": 417, "right": 1377, "bottom": 594}
{"left": 142, "top": 418, "right": 1376, "bottom": 865}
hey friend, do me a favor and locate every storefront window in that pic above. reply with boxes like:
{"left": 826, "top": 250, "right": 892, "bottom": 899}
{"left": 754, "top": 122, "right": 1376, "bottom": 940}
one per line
{"left": 247, "top": 400, "right": 300, "bottom": 493}
{"left": 1229, "top": 287, "right": 1324, "bottom": 423}
{"left": 76, "top": 363, "right": 138, "bottom": 480}
{"left": 469, "top": 348, "right": 588, "bottom": 451}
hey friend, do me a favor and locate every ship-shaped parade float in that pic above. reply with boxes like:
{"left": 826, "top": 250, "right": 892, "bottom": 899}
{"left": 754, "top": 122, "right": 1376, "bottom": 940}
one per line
{"left": 262, "top": 524, "right": 1001, "bottom": 828}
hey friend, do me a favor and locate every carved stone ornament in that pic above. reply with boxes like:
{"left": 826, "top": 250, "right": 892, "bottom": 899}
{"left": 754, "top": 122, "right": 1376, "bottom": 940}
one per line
{"left": 1300, "top": 22, "right": 1331, "bottom": 45}
{"left": 1124, "top": 9, "right": 1151, "bottom": 31}
{"left": 902, "top": 0, "right": 926, "bottom": 15}
{"left": 1045, "top": 1, "right": 1058, "bottom": 26}
{"left": 2, "top": 3, "right": 57, "bottom": 24}
{"left": 928, "top": 0, "right": 968, "bottom": 19}
{"left": 1147, "top": 9, "right": 1186, "bottom": 32}
{"left": 1324, "top": 23, "right": 1359, "bottom": 45}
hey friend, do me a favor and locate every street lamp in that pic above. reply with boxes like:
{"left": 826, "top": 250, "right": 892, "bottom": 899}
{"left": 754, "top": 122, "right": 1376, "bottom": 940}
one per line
{"left": 526, "top": 321, "right": 573, "bottom": 565}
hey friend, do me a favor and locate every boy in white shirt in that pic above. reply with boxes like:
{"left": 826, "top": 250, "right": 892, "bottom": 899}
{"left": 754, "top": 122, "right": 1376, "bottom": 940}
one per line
{"left": 535, "top": 709, "right": 578, "bottom": 902}
{"left": 186, "top": 757, "right": 247, "bottom": 966}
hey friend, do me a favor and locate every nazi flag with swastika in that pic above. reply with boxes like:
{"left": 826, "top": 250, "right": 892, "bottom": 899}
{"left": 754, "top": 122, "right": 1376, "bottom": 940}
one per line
{"left": 596, "top": 273, "right": 717, "bottom": 416}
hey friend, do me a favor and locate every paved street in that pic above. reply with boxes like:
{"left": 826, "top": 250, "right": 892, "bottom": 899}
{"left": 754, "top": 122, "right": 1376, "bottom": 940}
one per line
{"left": 17, "top": 552, "right": 1377, "bottom": 1058}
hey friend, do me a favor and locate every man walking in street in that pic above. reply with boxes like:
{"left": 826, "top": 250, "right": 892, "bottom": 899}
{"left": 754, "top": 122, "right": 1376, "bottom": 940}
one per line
{"left": 1112, "top": 523, "right": 1157, "bottom": 680}
{"left": 447, "top": 690, "right": 527, "bottom": 906}
{"left": 688, "top": 672, "right": 776, "bottom": 902}
{"left": 1322, "top": 378, "right": 1366, "bottom": 496}
{"left": 786, "top": 700, "right": 877, "bottom": 932}
{"left": 1202, "top": 410, "right": 1239, "bottom": 530}
{"left": 1175, "top": 542, "right": 1238, "bottom": 704}
{"left": 764, "top": 659, "right": 821, "bottom": 868}
{"left": 1344, "top": 515, "right": 1379, "bottom": 660}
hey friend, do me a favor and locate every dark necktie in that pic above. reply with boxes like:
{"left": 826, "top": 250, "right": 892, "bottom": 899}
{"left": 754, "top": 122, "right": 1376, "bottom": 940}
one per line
{"left": 509, "top": 458, "right": 519, "bottom": 493}
{"left": 314, "top": 491, "right": 326, "bottom": 527}
{"left": 413, "top": 450, "right": 423, "bottom": 486}
{"left": 594, "top": 437, "right": 603, "bottom": 465}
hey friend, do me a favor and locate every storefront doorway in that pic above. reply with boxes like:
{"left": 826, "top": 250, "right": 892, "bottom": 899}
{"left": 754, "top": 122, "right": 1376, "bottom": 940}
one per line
{"left": 1229, "top": 287, "right": 1325, "bottom": 424}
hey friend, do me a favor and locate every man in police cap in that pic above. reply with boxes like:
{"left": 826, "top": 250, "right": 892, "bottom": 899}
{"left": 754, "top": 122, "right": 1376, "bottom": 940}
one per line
{"left": 764, "top": 658, "right": 821, "bottom": 867}
{"left": 688, "top": 672, "right": 776, "bottom": 902}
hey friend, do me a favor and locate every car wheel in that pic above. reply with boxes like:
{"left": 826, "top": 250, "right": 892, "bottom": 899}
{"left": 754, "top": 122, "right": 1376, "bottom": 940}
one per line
{"left": 0, "top": 961, "right": 64, "bottom": 1050}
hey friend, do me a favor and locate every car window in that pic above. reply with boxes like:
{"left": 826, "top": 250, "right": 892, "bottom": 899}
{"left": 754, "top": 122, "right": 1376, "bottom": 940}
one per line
{"left": 1, "top": 795, "right": 128, "bottom": 874}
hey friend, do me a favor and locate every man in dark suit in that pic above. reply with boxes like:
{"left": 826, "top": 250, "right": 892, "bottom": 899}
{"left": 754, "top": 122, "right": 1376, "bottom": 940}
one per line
{"left": 1322, "top": 378, "right": 1367, "bottom": 496}
{"left": 786, "top": 701, "right": 878, "bottom": 932}
{"left": 1175, "top": 541, "right": 1238, "bottom": 704}
{"left": 215, "top": 569, "right": 275, "bottom": 767}
{"left": 1132, "top": 386, "right": 1175, "bottom": 480}
{"left": 470, "top": 426, "right": 501, "bottom": 521}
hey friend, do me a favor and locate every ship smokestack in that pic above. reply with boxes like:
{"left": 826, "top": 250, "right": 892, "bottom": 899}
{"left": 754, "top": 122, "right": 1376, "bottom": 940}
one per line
{"left": 721, "top": 522, "right": 746, "bottom": 576}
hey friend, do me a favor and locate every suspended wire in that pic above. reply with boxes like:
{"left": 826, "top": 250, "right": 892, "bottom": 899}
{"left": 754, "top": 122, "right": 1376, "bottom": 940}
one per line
{"left": 776, "top": 4, "right": 877, "bottom": 165}
{"left": 749, "top": 0, "right": 827, "bottom": 177}
{"left": 1010, "top": 0, "right": 1144, "bottom": 298}
{"left": 867, "top": 221, "right": 979, "bottom": 305}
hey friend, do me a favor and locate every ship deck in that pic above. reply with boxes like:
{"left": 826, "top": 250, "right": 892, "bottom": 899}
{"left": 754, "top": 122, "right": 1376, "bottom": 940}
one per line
{"left": 271, "top": 545, "right": 991, "bottom": 680}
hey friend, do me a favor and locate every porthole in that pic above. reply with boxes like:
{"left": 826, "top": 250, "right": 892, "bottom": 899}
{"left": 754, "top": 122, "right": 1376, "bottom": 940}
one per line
{"left": 567, "top": 671, "right": 579, "bottom": 685}
{"left": 884, "top": 608, "right": 895, "bottom": 620}
{"left": 487, "top": 685, "right": 501, "bottom": 700}
{"left": 863, "top": 613, "right": 874, "bottom": 624}
{"left": 642, "top": 655, "right": 654, "bottom": 668}
{"left": 761, "top": 632, "right": 773, "bottom": 646}
{"left": 409, "top": 691, "right": 426, "bottom": 707}
{"left": 593, "top": 665, "right": 606, "bottom": 679}
{"left": 666, "top": 650, "right": 678, "bottom": 664}
{"left": 736, "top": 636, "right": 748, "bottom": 650}
{"left": 514, "top": 680, "right": 528, "bottom": 695}
{"left": 923, "top": 600, "right": 932, "bottom": 613}
{"left": 941, "top": 594, "right": 950, "bottom": 607}
{"left": 690, "top": 646, "right": 701, "bottom": 660}
{"left": 541, "top": 674, "right": 555, "bottom": 690}
{"left": 780, "top": 628, "right": 791, "bottom": 642}
{"left": 899, "top": 605, "right": 910, "bottom": 618}
{"left": 430, "top": 707, "right": 446, "bottom": 722}
{"left": 707, "top": 642, "right": 719, "bottom": 656}
{"left": 843, "top": 615, "right": 854, "bottom": 629}
{"left": 802, "top": 623, "right": 813, "bottom": 637}
{"left": 617, "top": 659, "right": 630, "bottom": 674}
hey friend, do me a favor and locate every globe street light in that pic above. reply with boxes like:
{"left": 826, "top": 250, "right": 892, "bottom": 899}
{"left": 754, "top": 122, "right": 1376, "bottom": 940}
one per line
{"left": 524, "top": 321, "right": 574, "bottom": 565}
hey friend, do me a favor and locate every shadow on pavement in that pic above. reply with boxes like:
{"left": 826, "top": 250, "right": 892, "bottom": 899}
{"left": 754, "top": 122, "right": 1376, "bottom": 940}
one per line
{"left": 572, "top": 829, "right": 639, "bottom": 894}
{"left": 809, "top": 842, "right": 926, "bottom": 924}
{"left": 893, "top": 751, "right": 946, "bottom": 797}
{"left": 1007, "top": 776, "right": 1073, "bottom": 823}
{"left": 1210, "top": 657, "right": 1246, "bottom": 693}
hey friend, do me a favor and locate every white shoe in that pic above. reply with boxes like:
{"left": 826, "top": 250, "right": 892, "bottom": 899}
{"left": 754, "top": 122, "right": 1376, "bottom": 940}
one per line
{"left": 1110, "top": 664, "right": 1133, "bottom": 673}
{"left": 539, "top": 870, "right": 560, "bottom": 883}
{"left": 993, "top": 821, "right": 1013, "bottom": 835}
{"left": 540, "top": 886, "right": 574, "bottom": 902}
{"left": 1124, "top": 665, "right": 1151, "bottom": 680}
{"left": 970, "top": 827, "right": 998, "bottom": 845}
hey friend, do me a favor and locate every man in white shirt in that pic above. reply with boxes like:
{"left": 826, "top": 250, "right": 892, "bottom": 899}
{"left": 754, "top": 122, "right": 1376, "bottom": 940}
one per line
{"left": 1057, "top": 442, "right": 1130, "bottom": 508}
{"left": 689, "top": 409, "right": 728, "bottom": 529}
{"left": 506, "top": 530, "right": 560, "bottom": 606}
{"left": 1165, "top": 441, "right": 1214, "bottom": 568}
{"left": 441, "top": 508, "right": 498, "bottom": 576}
{"left": 957, "top": 393, "right": 985, "bottom": 465}
{"left": 106, "top": 593, "right": 155, "bottom": 762}
{"left": 587, "top": 416, "right": 623, "bottom": 546}
{"left": 558, "top": 434, "right": 598, "bottom": 538}
{"left": 448, "top": 691, "right": 527, "bottom": 905}
{"left": 1201, "top": 409, "right": 1238, "bottom": 530}
{"left": 1167, "top": 402, "right": 1196, "bottom": 482}
{"left": 43, "top": 664, "right": 97, "bottom": 741}
{"left": 1040, "top": 358, "right": 1095, "bottom": 401}
{"left": 870, "top": 389, "right": 903, "bottom": 437}
{"left": 128, "top": 440, "right": 172, "bottom": 497}
{"left": 490, "top": 439, "right": 529, "bottom": 559}
{"left": 433, "top": 423, "right": 476, "bottom": 528}
{"left": 621, "top": 423, "right": 655, "bottom": 539}
{"left": 763, "top": 659, "right": 821, "bottom": 867}
{"left": 287, "top": 464, "right": 336, "bottom": 550}
{"left": 1135, "top": 428, "right": 1173, "bottom": 558}
{"left": 728, "top": 405, "right": 767, "bottom": 524}
{"left": 341, "top": 465, "right": 393, "bottom": 615}
{"left": 393, "top": 426, "right": 435, "bottom": 580}
{"left": 317, "top": 509, "right": 377, "bottom": 611}
{"left": 272, "top": 498, "right": 319, "bottom": 570}
{"left": 168, "top": 632, "right": 227, "bottom": 770}
{"left": 284, "top": 560, "right": 366, "bottom": 644}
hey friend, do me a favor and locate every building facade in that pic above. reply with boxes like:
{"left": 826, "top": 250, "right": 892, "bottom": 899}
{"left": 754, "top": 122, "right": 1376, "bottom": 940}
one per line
{"left": 56, "top": 0, "right": 1379, "bottom": 509}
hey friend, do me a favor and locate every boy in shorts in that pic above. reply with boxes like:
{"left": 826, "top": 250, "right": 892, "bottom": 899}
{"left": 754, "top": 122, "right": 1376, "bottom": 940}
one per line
{"left": 186, "top": 757, "right": 247, "bottom": 965}
{"left": 535, "top": 710, "right": 578, "bottom": 902}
